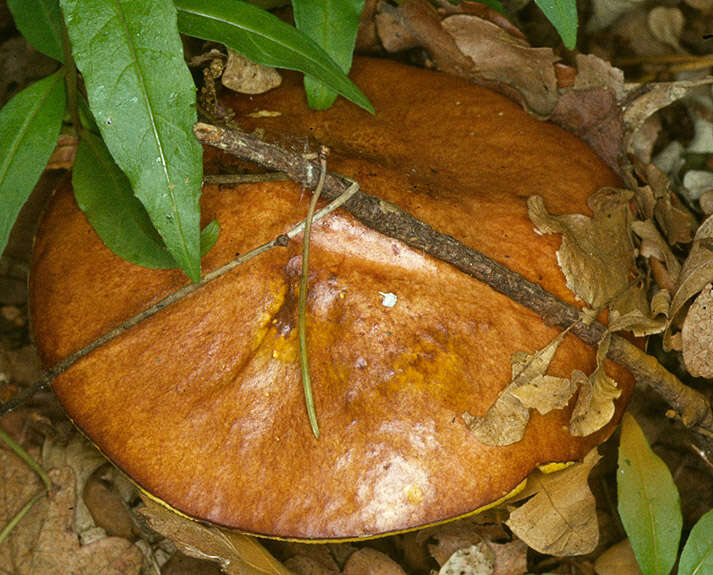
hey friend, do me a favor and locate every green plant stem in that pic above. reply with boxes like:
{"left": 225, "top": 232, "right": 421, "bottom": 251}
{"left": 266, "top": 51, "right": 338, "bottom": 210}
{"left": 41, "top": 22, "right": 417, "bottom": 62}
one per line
{"left": 298, "top": 148, "right": 328, "bottom": 439}
{"left": 0, "top": 428, "right": 52, "bottom": 491}
{"left": 0, "top": 491, "right": 46, "bottom": 545}
{"left": 59, "top": 16, "right": 81, "bottom": 134}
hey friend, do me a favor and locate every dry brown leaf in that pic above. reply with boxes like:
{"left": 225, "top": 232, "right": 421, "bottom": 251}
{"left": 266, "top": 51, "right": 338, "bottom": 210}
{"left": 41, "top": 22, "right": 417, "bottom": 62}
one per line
{"left": 529, "top": 189, "right": 663, "bottom": 336}
{"left": 284, "top": 555, "right": 339, "bottom": 575}
{"left": 489, "top": 540, "right": 528, "bottom": 575}
{"left": 569, "top": 336, "right": 622, "bottom": 437}
{"left": 594, "top": 539, "right": 643, "bottom": 575}
{"left": 506, "top": 449, "right": 601, "bottom": 556}
{"left": 3, "top": 466, "right": 143, "bottom": 575}
{"left": 647, "top": 7, "right": 684, "bottom": 49}
{"left": 465, "top": 333, "right": 569, "bottom": 446}
{"left": 586, "top": 0, "right": 647, "bottom": 32}
{"left": 682, "top": 283, "right": 713, "bottom": 377}
{"left": 222, "top": 50, "right": 282, "bottom": 95}
{"left": 631, "top": 219, "right": 681, "bottom": 285}
{"left": 441, "top": 15, "right": 559, "bottom": 117}
{"left": 438, "top": 543, "right": 495, "bottom": 575}
{"left": 139, "top": 496, "right": 292, "bottom": 575}
{"left": 670, "top": 214, "right": 713, "bottom": 324}
{"left": 511, "top": 371, "right": 576, "bottom": 415}
{"left": 528, "top": 189, "right": 635, "bottom": 310}
{"left": 624, "top": 80, "right": 713, "bottom": 159}
{"left": 0, "top": 440, "right": 46, "bottom": 574}
{"left": 426, "top": 520, "right": 489, "bottom": 566}
{"left": 341, "top": 548, "right": 406, "bottom": 575}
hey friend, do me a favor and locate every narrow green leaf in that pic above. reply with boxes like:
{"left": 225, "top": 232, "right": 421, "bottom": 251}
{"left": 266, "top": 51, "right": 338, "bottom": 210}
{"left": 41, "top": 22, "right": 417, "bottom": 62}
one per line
{"left": 174, "top": 0, "right": 373, "bottom": 113}
{"left": 0, "top": 71, "right": 66, "bottom": 256}
{"left": 292, "top": 0, "right": 364, "bottom": 110}
{"left": 7, "top": 0, "right": 64, "bottom": 62}
{"left": 534, "top": 0, "right": 578, "bottom": 50}
{"left": 679, "top": 508, "right": 713, "bottom": 575}
{"left": 73, "top": 132, "right": 177, "bottom": 268}
{"left": 617, "top": 413, "right": 682, "bottom": 575}
{"left": 61, "top": 0, "right": 204, "bottom": 281}
{"left": 199, "top": 219, "right": 220, "bottom": 257}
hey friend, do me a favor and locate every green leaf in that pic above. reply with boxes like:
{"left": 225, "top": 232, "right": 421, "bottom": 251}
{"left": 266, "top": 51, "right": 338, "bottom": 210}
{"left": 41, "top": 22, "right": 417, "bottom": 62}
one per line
{"left": 73, "top": 131, "right": 177, "bottom": 268}
{"left": 174, "top": 0, "right": 373, "bottom": 113}
{"left": 0, "top": 71, "right": 66, "bottom": 256}
{"left": 291, "top": 0, "right": 364, "bottom": 110}
{"left": 679, "top": 508, "right": 713, "bottom": 575}
{"left": 534, "top": 0, "right": 578, "bottom": 50}
{"left": 61, "top": 0, "right": 204, "bottom": 282}
{"left": 617, "top": 413, "right": 682, "bottom": 575}
{"left": 74, "top": 132, "right": 219, "bottom": 268}
{"left": 7, "top": 0, "right": 64, "bottom": 62}
{"left": 199, "top": 219, "right": 220, "bottom": 257}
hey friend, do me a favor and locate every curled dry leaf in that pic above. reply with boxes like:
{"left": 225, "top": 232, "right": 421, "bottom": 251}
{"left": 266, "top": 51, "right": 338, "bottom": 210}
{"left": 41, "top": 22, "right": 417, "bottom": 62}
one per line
{"left": 631, "top": 219, "right": 681, "bottom": 287}
{"left": 682, "top": 283, "right": 713, "bottom": 377}
{"left": 138, "top": 496, "right": 292, "bottom": 575}
{"left": 646, "top": 6, "right": 684, "bottom": 50}
{"left": 465, "top": 332, "right": 573, "bottom": 446}
{"left": 670, "top": 214, "right": 713, "bottom": 325}
{"left": 222, "top": 50, "right": 282, "bottom": 95}
{"left": 569, "top": 335, "right": 622, "bottom": 437}
{"left": 529, "top": 189, "right": 663, "bottom": 336}
{"left": 441, "top": 15, "right": 559, "bottom": 118}
{"left": 506, "top": 449, "right": 601, "bottom": 556}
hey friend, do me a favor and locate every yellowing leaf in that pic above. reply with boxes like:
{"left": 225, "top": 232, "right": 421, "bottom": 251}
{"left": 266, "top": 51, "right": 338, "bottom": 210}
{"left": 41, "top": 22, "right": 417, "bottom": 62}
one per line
{"left": 139, "top": 496, "right": 292, "bottom": 575}
{"left": 466, "top": 333, "right": 569, "bottom": 446}
{"left": 506, "top": 449, "right": 601, "bottom": 556}
{"left": 569, "top": 335, "right": 622, "bottom": 437}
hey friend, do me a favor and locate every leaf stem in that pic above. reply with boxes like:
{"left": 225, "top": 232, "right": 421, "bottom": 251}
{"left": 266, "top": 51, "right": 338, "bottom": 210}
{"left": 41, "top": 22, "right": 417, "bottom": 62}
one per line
{"left": 0, "top": 428, "right": 52, "bottom": 491}
{"left": 0, "top": 491, "right": 46, "bottom": 545}
{"left": 298, "top": 147, "right": 328, "bottom": 439}
{"left": 59, "top": 15, "right": 81, "bottom": 134}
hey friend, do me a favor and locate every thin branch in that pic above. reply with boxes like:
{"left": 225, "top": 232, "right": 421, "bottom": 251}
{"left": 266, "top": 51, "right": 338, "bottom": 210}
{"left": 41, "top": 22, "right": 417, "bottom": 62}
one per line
{"left": 0, "top": 181, "right": 360, "bottom": 418}
{"left": 192, "top": 121, "right": 713, "bottom": 435}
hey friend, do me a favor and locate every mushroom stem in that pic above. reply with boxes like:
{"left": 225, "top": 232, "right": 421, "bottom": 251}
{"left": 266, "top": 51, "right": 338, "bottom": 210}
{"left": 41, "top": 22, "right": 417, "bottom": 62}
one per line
{"left": 192, "top": 121, "right": 713, "bottom": 439}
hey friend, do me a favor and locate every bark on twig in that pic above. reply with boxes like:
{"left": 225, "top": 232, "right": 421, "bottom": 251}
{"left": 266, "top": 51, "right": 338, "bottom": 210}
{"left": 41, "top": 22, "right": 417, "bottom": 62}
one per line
{"left": 193, "top": 121, "right": 713, "bottom": 435}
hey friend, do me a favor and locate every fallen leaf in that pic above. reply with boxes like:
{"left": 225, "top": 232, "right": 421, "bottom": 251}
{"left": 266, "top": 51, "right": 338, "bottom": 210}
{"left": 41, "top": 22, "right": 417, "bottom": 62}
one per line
{"left": 438, "top": 543, "right": 494, "bottom": 575}
{"left": 647, "top": 7, "right": 684, "bottom": 49}
{"left": 139, "top": 496, "right": 292, "bottom": 575}
{"left": 466, "top": 332, "right": 572, "bottom": 446}
{"left": 529, "top": 189, "right": 662, "bottom": 336}
{"left": 586, "top": 0, "right": 647, "bottom": 32}
{"left": 441, "top": 14, "right": 559, "bottom": 117}
{"left": 569, "top": 336, "right": 622, "bottom": 437}
{"left": 528, "top": 189, "right": 635, "bottom": 311}
{"left": 489, "top": 540, "right": 528, "bottom": 575}
{"left": 284, "top": 555, "right": 339, "bottom": 575}
{"left": 670, "top": 214, "right": 713, "bottom": 324}
{"left": 631, "top": 219, "right": 681, "bottom": 285}
{"left": 506, "top": 449, "right": 601, "bottom": 556}
{"left": 3, "top": 466, "right": 143, "bottom": 575}
{"left": 341, "top": 548, "right": 406, "bottom": 575}
{"left": 594, "top": 539, "right": 643, "bottom": 575}
{"left": 222, "top": 50, "right": 282, "bottom": 95}
{"left": 681, "top": 283, "right": 713, "bottom": 377}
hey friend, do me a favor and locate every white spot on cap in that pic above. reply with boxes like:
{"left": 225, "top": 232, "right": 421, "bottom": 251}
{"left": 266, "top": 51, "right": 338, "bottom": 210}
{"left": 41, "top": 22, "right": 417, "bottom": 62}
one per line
{"left": 379, "top": 292, "right": 397, "bottom": 307}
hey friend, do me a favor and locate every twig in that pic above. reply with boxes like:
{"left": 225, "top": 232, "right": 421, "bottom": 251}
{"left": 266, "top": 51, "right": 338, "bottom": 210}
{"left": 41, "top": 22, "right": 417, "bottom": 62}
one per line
{"left": 203, "top": 173, "right": 288, "bottom": 184}
{"left": 298, "top": 147, "right": 329, "bottom": 439}
{"left": 192, "top": 122, "right": 713, "bottom": 436}
{"left": 0, "top": 181, "right": 360, "bottom": 418}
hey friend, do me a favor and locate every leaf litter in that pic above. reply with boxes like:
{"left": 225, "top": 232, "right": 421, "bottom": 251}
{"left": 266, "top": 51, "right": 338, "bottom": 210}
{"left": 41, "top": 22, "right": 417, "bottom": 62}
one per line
{"left": 6, "top": 0, "right": 713, "bottom": 572}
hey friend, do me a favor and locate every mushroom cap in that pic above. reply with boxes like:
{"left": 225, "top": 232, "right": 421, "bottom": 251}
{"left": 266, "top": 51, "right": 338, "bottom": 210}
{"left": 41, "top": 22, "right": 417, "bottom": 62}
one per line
{"left": 30, "top": 58, "right": 631, "bottom": 540}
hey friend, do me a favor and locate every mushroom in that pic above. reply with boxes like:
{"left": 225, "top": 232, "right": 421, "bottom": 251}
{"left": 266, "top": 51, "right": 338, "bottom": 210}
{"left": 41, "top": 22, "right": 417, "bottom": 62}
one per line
{"left": 30, "top": 58, "right": 632, "bottom": 541}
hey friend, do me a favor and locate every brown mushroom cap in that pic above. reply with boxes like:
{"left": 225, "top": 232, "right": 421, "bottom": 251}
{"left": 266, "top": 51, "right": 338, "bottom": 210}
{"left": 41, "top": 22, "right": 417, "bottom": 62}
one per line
{"left": 30, "top": 58, "right": 631, "bottom": 540}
